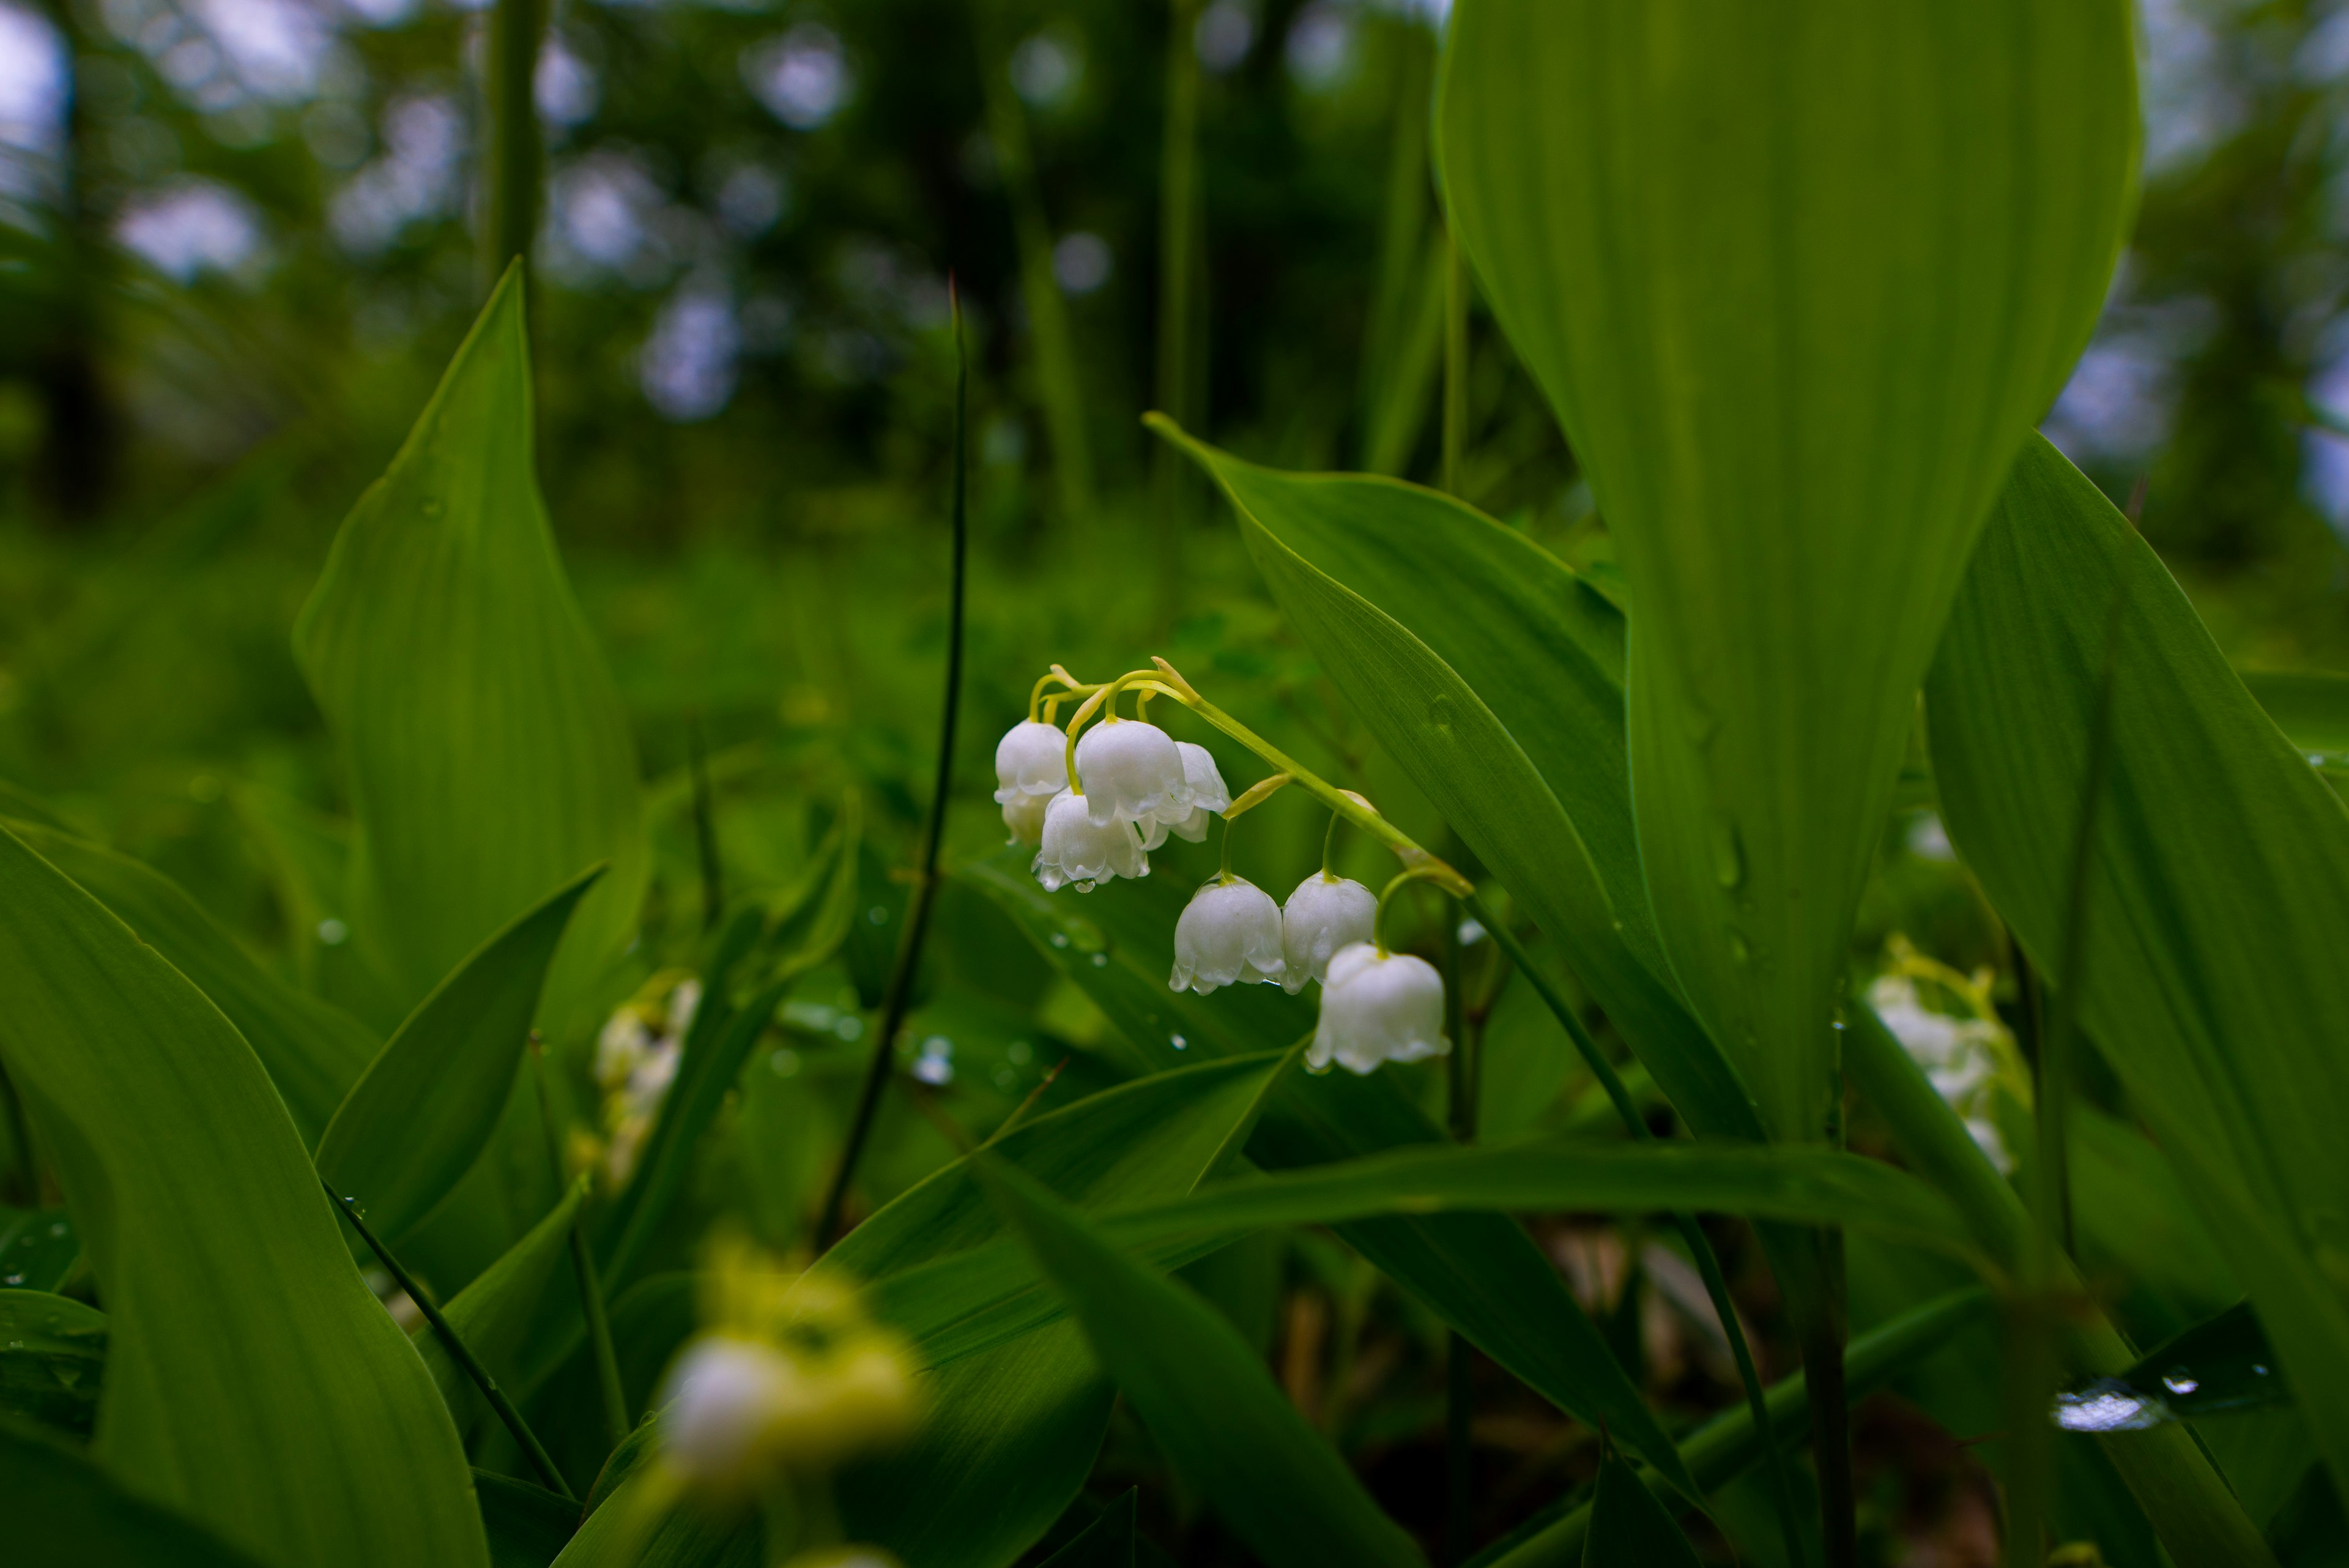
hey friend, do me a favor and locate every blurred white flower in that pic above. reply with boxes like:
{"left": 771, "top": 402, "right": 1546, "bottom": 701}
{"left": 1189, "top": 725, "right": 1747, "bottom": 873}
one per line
{"left": 664, "top": 1335, "right": 795, "bottom": 1488}
{"left": 1074, "top": 718, "right": 1189, "bottom": 828}
{"left": 1001, "top": 790, "right": 1050, "bottom": 847}
{"left": 1279, "top": 872, "right": 1377, "bottom": 993}
{"left": 1310, "top": 943, "right": 1447, "bottom": 1074}
{"left": 994, "top": 719, "right": 1069, "bottom": 802}
{"left": 1140, "top": 741, "right": 1229, "bottom": 849}
{"left": 1033, "top": 789, "right": 1146, "bottom": 892}
{"left": 1170, "top": 876, "right": 1285, "bottom": 994}
{"left": 1868, "top": 968, "right": 2020, "bottom": 1175}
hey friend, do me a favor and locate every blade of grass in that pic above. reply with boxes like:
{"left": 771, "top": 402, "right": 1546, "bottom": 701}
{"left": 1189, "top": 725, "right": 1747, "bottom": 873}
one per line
{"left": 324, "top": 1178, "right": 573, "bottom": 1501}
{"left": 817, "top": 284, "right": 970, "bottom": 1249}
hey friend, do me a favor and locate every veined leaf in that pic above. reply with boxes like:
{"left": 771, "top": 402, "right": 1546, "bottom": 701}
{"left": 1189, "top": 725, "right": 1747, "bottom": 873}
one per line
{"left": 0, "top": 825, "right": 488, "bottom": 1567}
{"left": 981, "top": 1158, "right": 1428, "bottom": 1568}
{"left": 317, "top": 866, "right": 602, "bottom": 1243}
{"left": 1583, "top": 1446, "right": 1701, "bottom": 1567}
{"left": 0, "top": 820, "right": 376, "bottom": 1147}
{"left": 1925, "top": 434, "right": 2349, "bottom": 1499}
{"left": 1149, "top": 423, "right": 1759, "bottom": 1143}
{"left": 1438, "top": 0, "right": 2138, "bottom": 1141}
{"left": 293, "top": 267, "right": 647, "bottom": 1028}
{"left": 962, "top": 852, "right": 1698, "bottom": 1502}
{"left": 2, "top": 1415, "right": 266, "bottom": 1567}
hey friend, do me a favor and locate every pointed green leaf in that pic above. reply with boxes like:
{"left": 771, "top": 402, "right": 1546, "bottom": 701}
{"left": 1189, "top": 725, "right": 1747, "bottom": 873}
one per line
{"left": 473, "top": 1471, "right": 579, "bottom": 1568}
{"left": 1148, "top": 424, "right": 1759, "bottom": 1143}
{"left": 420, "top": 1181, "right": 588, "bottom": 1425}
{"left": 1925, "top": 434, "right": 2349, "bottom": 1501}
{"left": 0, "top": 821, "right": 377, "bottom": 1147}
{"left": 1439, "top": 0, "right": 2138, "bottom": 1140}
{"left": 294, "top": 270, "right": 647, "bottom": 1026}
{"left": 1583, "top": 1446, "right": 1701, "bottom": 1568}
{"left": 981, "top": 1159, "right": 1428, "bottom": 1568}
{"left": 0, "top": 1289, "right": 106, "bottom": 1439}
{"left": 0, "top": 825, "right": 488, "bottom": 1568}
{"left": 317, "top": 866, "right": 602, "bottom": 1243}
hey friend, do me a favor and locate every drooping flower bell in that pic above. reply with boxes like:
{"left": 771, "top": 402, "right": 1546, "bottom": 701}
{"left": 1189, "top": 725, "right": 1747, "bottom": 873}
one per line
{"left": 1170, "top": 875, "right": 1286, "bottom": 993}
{"left": 1309, "top": 942, "right": 1448, "bottom": 1074}
{"left": 1033, "top": 788, "right": 1148, "bottom": 892}
{"left": 1074, "top": 718, "right": 1191, "bottom": 828}
{"left": 994, "top": 719, "right": 1069, "bottom": 805}
{"left": 1001, "top": 790, "right": 1050, "bottom": 847}
{"left": 1141, "top": 741, "right": 1232, "bottom": 849}
{"left": 1278, "top": 872, "right": 1378, "bottom": 994}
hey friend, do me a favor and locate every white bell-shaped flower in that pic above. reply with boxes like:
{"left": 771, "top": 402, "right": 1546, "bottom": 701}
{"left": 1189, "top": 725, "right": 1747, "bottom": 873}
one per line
{"left": 1169, "top": 875, "right": 1286, "bottom": 993}
{"left": 660, "top": 1334, "right": 797, "bottom": 1489}
{"left": 1074, "top": 718, "right": 1191, "bottom": 827}
{"left": 1279, "top": 872, "right": 1379, "bottom": 993}
{"left": 1001, "top": 790, "right": 1050, "bottom": 847}
{"left": 1033, "top": 788, "right": 1148, "bottom": 892}
{"left": 993, "top": 719, "right": 1069, "bottom": 803}
{"left": 1309, "top": 942, "right": 1449, "bottom": 1074}
{"left": 1140, "top": 741, "right": 1232, "bottom": 849}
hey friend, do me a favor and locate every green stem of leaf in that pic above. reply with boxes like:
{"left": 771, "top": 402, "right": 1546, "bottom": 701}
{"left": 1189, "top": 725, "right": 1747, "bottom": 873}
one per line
{"left": 322, "top": 1176, "right": 574, "bottom": 1501}
{"left": 480, "top": 0, "right": 544, "bottom": 298}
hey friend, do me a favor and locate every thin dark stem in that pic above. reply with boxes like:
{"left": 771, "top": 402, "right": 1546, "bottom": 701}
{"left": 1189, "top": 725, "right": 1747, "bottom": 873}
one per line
{"left": 1441, "top": 902, "right": 1474, "bottom": 1564}
{"left": 1466, "top": 893, "right": 1809, "bottom": 1568}
{"left": 815, "top": 287, "right": 969, "bottom": 1251}
{"left": 689, "top": 713, "right": 724, "bottom": 932}
{"left": 528, "top": 1041, "right": 629, "bottom": 1454}
{"left": 480, "top": 0, "right": 545, "bottom": 297}
{"left": 324, "top": 1177, "right": 574, "bottom": 1500}
{"left": 1801, "top": 1230, "right": 1856, "bottom": 1568}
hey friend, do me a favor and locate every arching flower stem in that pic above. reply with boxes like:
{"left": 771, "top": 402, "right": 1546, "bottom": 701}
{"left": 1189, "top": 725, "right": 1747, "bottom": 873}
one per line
{"left": 1321, "top": 808, "right": 1341, "bottom": 878}
{"left": 1373, "top": 864, "right": 1464, "bottom": 957}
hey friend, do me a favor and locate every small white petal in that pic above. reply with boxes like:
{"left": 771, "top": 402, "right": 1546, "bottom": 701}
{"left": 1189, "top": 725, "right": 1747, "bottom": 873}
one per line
{"left": 994, "top": 720, "right": 1071, "bottom": 803}
{"left": 1033, "top": 789, "right": 1148, "bottom": 891}
{"left": 1075, "top": 719, "right": 1191, "bottom": 827}
{"left": 1002, "top": 791, "right": 1050, "bottom": 846}
{"left": 1280, "top": 873, "right": 1378, "bottom": 993}
{"left": 660, "top": 1336, "right": 795, "bottom": 1485}
{"left": 1310, "top": 942, "right": 1447, "bottom": 1074}
{"left": 1170, "top": 876, "right": 1286, "bottom": 994}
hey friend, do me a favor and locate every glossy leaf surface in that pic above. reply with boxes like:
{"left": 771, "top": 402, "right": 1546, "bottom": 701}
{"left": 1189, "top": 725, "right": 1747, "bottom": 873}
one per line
{"left": 983, "top": 1159, "right": 1428, "bottom": 1568}
{"left": 1439, "top": 0, "right": 2138, "bottom": 1140}
{"left": 1926, "top": 436, "right": 2349, "bottom": 1492}
{"left": 1, "top": 821, "right": 376, "bottom": 1146}
{"left": 293, "top": 268, "right": 646, "bottom": 1025}
{"left": 0, "top": 825, "right": 488, "bottom": 1568}
{"left": 317, "top": 866, "right": 601, "bottom": 1242}
{"left": 0, "top": 1289, "right": 106, "bottom": 1438}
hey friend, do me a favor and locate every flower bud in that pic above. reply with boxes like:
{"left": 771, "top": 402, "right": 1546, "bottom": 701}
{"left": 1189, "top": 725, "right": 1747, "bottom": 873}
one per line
{"left": 1141, "top": 741, "right": 1231, "bottom": 849}
{"left": 1278, "top": 873, "right": 1378, "bottom": 993}
{"left": 660, "top": 1334, "right": 798, "bottom": 1490}
{"left": 1074, "top": 718, "right": 1190, "bottom": 827}
{"left": 1309, "top": 942, "right": 1449, "bottom": 1074}
{"left": 993, "top": 719, "right": 1069, "bottom": 803}
{"left": 1170, "top": 876, "right": 1286, "bottom": 993}
{"left": 1033, "top": 788, "right": 1148, "bottom": 892}
{"left": 1001, "top": 790, "right": 1050, "bottom": 847}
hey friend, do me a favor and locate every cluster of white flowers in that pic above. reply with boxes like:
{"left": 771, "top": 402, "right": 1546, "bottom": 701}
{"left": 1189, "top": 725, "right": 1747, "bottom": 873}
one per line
{"left": 1868, "top": 967, "right": 2022, "bottom": 1174}
{"left": 996, "top": 700, "right": 1450, "bottom": 1077}
{"left": 592, "top": 974, "right": 701, "bottom": 1187}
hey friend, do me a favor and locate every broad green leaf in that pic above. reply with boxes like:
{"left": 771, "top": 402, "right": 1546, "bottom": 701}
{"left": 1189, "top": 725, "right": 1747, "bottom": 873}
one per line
{"left": 294, "top": 267, "right": 647, "bottom": 1027}
{"left": 1924, "top": 435, "right": 2349, "bottom": 1500}
{"left": 1, "top": 1415, "right": 265, "bottom": 1567}
{"left": 317, "top": 866, "right": 602, "bottom": 1243}
{"left": 0, "top": 825, "right": 488, "bottom": 1568}
{"left": 228, "top": 782, "right": 410, "bottom": 1034}
{"left": 1149, "top": 423, "right": 1758, "bottom": 1143}
{"left": 980, "top": 1159, "right": 1428, "bottom": 1568}
{"left": 475, "top": 1471, "right": 579, "bottom": 1568}
{"left": 2240, "top": 668, "right": 2349, "bottom": 768}
{"left": 1439, "top": 0, "right": 2138, "bottom": 1142}
{"left": 1583, "top": 1447, "right": 1700, "bottom": 1568}
{"left": 0, "top": 820, "right": 376, "bottom": 1146}
{"left": 0, "top": 1289, "right": 105, "bottom": 1438}
{"left": 1039, "top": 1490, "right": 1137, "bottom": 1568}
{"left": 962, "top": 849, "right": 1698, "bottom": 1501}
{"left": 420, "top": 1181, "right": 588, "bottom": 1427}
{"left": 828, "top": 1051, "right": 1291, "bottom": 1568}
